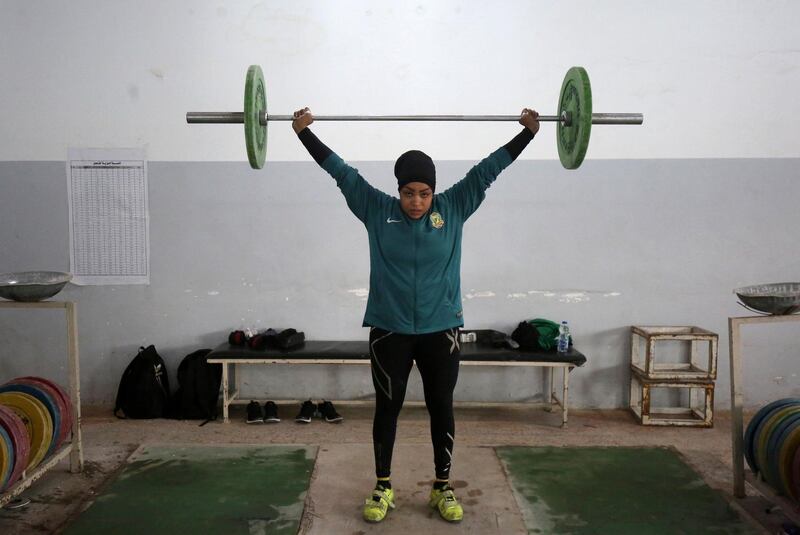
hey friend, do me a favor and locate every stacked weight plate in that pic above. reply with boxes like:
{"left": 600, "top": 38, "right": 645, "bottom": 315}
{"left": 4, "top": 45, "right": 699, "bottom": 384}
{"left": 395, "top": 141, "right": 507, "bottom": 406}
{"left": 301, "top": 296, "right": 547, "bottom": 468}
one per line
{"left": 744, "top": 398, "right": 800, "bottom": 500}
{"left": 0, "top": 376, "right": 73, "bottom": 491}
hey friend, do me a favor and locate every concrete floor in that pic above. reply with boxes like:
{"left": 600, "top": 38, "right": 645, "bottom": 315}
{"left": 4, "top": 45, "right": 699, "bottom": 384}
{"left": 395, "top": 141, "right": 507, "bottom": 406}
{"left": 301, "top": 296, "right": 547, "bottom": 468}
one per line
{"left": 0, "top": 404, "right": 793, "bottom": 534}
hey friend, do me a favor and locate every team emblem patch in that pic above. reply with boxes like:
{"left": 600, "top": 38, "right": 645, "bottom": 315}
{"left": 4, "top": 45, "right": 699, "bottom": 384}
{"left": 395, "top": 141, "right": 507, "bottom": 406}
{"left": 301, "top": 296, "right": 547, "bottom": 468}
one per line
{"left": 430, "top": 212, "right": 444, "bottom": 229}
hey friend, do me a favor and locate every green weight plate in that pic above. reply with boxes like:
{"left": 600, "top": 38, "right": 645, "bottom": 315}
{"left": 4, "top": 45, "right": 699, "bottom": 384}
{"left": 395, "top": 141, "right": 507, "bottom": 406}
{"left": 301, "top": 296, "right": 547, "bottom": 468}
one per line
{"left": 792, "top": 446, "right": 800, "bottom": 501}
{"left": 755, "top": 405, "right": 800, "bottom": 474}
{"left": 750, "top": 403, "right": 790, "bottom": 473}
{"left": 756, "top": 406, "right": 800, "bottom": 479}
{"left": 0, "top": 425, "right": 12, "bottom": 491}
{"left": 765, "top": 412, "right": 800, "bottom": 491}
{"left": 745, "top": 398, "right": 800, "bottom": 473}
{"left": 556, "top": 66, "right": 592, "bottom": 169}
{"left": 0, "top": 391, "right": 53, "bottom": 471}
{"left": 778, "top": 421, "right": 800, "bottom": 498}
{"left": 244, "top": 64, "right": 267, "bottom": 169}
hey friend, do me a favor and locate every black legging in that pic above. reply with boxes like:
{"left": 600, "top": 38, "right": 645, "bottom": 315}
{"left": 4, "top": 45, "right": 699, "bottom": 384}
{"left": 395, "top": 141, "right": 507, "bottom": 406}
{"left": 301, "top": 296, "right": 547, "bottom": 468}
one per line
{"left": 369, "top": 326, "right": 461, "bottom": 481}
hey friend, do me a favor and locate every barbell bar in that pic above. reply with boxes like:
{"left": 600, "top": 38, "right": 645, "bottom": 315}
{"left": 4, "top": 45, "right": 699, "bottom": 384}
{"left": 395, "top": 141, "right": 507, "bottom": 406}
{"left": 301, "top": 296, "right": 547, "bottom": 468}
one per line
{"left": 185, "top": 65, "right": 644, "bottom": 170}
{"left": 186, "top": 112, "right": 643, "bottom": 125}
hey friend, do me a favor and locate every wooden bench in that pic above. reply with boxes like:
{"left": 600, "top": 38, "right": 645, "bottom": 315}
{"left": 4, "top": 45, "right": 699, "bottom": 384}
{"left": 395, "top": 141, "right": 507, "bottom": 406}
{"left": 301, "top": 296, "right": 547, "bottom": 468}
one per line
{"left": 206, "top": 340, "right": 587, "bottom": 427}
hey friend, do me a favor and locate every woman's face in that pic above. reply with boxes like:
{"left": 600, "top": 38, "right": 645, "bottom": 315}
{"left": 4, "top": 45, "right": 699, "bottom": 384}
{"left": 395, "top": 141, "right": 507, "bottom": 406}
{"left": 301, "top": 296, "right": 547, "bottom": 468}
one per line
{"left": 399, "top": 182, "right": 433, "bottom": 220}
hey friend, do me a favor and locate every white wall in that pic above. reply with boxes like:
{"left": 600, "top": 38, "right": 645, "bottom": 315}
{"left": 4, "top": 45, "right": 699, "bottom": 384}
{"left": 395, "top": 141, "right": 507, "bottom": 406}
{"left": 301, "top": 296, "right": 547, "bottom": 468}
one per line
{"left": 2, "top": 158, "right": 800, "bottom": 408}
{"left": 2, "top": 0, "right": 800, "bottom": 163}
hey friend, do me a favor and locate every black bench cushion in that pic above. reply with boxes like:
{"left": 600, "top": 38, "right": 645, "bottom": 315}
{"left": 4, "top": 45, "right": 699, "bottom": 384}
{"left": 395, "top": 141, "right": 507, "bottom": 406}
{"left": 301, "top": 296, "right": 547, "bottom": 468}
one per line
{"left": 206, "top": 341, "right": 586, "bottom": 366}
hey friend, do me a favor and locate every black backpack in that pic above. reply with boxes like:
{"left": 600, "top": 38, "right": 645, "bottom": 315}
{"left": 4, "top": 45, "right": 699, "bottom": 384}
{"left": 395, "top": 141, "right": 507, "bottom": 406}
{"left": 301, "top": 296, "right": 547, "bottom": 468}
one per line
{"left": 169, "top": 349, "right": 222, "bottom": 423}
{"left": 114, "top": 345, "right": 171, "bottom": 419}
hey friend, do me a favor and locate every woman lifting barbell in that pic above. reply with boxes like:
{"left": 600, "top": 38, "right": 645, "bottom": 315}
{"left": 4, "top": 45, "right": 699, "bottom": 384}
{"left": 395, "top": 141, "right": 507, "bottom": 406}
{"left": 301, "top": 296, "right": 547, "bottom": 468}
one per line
{"left": 292, "top": 107, "right": 540, "bottom": 523}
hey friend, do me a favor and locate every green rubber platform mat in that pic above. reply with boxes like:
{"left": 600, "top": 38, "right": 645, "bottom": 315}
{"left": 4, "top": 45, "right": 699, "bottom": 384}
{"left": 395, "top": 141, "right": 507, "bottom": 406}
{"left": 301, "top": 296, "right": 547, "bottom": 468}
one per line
{"left": 497, "top": 446, "right": 757, "bottom": 535}
{"left": 63, "top": 445, "right": 316, "bottom": 535}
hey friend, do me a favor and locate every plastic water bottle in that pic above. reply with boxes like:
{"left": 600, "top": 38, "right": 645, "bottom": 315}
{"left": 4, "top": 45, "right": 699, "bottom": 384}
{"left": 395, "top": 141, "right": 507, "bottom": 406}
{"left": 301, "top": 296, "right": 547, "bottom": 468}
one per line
{"left": 557, "top": 321, "right": 570, "bottom": 353}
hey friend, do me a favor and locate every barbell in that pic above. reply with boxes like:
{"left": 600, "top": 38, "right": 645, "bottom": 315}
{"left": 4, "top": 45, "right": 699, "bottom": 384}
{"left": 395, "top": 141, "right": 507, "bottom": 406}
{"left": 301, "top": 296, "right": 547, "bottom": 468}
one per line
{"left": 186, "top": 65, "right": 643, "bottom": 170}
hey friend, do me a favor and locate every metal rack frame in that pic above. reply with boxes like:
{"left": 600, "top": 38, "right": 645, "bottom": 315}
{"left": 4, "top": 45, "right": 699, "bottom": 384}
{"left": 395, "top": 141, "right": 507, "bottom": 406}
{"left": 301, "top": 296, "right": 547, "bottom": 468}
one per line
{"left": 0, "top": 300, "right": 83, "bottom": 507}
{"left": 729, "top": 313, "right": 800, "bottom": 499}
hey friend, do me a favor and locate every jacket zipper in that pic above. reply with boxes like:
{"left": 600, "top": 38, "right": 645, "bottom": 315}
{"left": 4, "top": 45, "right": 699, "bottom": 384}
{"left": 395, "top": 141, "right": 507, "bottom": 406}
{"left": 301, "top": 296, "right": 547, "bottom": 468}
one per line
{"left": 412, "top": 220, "right": 418, "bottom": 332}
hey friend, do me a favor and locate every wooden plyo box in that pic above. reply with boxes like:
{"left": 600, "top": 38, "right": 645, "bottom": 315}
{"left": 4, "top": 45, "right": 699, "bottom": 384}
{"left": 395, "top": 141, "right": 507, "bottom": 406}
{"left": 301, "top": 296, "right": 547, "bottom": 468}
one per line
{"left": 630, "top": 325, "right": 718, "bottom": 380}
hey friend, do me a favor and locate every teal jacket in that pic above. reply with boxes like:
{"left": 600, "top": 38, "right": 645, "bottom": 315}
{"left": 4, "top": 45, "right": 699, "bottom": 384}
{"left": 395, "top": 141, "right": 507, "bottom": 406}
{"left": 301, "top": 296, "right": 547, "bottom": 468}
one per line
{"left": 321, "top": 147, "right": 515, "bottom": 334}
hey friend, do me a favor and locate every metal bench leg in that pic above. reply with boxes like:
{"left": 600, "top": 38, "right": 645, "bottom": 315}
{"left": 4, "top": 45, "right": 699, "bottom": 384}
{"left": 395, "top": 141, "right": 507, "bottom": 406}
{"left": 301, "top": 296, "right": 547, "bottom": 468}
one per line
{"left": 561, "top": 366, "right": 571, "bottom": 428}
{"left": 544, "top": 367, "right": 554, "bottom": 412}
{"left": 221, "top": 363, "right": 230, "bottom": 423}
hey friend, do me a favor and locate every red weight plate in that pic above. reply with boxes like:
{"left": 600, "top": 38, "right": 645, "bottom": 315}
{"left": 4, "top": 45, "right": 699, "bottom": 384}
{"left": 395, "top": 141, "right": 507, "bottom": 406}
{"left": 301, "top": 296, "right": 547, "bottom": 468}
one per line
{"left": 0, "top": 383, "right": 60, "bottom": 457}
{"left": 13, "top": 378, "right": 69, "bottom": 450}
{"left": 0, "top": 391, "right": 53, "bottom": 471}
{"left": 0, "top": 405, "right": 30, "bottom": 489}
{"left": 0, "top": 425, "right": 12, "bottom": 491}
{"left": 15, "top": 376, "right": 73, "bottom": 445}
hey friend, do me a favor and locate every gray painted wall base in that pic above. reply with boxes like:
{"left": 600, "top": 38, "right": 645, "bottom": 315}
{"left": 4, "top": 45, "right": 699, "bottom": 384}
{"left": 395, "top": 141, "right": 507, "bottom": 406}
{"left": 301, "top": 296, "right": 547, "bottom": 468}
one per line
{"left": 1, "top": 158, "right": 798, "bottom": 408}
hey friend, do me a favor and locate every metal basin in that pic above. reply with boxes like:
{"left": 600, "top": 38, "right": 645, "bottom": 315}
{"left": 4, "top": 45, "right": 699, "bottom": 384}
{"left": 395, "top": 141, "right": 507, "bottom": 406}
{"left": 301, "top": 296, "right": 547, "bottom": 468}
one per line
{"left": 0, "top": 271, "right": 72, "bottom": 302}
{"left": 735, "top": 282, "right": 800, "bottom": 315}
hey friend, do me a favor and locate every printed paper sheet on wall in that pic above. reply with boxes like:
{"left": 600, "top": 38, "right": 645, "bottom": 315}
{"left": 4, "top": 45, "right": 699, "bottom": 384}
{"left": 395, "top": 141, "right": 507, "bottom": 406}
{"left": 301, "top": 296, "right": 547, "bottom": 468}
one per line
{"left": 67, "top": 148, "right": 150, "bottom": 285}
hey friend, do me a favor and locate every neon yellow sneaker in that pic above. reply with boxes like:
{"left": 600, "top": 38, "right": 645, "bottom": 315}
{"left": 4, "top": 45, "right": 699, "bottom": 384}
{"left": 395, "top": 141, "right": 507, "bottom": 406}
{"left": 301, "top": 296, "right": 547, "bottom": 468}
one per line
{"left": 429, "top": 486, "right": 463, "bottom": 522}
{"left": 363, "top": 487, "right": 395, "bottom": 523}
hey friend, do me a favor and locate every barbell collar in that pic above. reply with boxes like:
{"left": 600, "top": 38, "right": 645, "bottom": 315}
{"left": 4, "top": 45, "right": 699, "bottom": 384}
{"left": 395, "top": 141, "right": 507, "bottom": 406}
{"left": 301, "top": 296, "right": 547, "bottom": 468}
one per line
{"left": 186, "top": 111, "right": 642, "bottom": 126}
